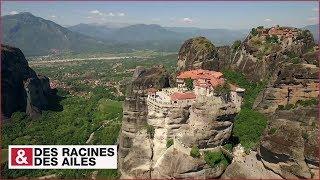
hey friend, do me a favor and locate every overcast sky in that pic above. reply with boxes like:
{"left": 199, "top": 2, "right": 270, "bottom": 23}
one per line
{"left": 2, "top": 1, "right": 319, "bottom": 29}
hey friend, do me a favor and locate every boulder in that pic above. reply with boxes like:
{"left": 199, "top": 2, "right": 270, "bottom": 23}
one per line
{"left": 152, "top": 147, "right": 225, "bottom": 179}
{"left": 222, "top": 151, "right": 282, "bottom": 179}
{"left": 177, "top": 37, "right": 219, "bottom": 72}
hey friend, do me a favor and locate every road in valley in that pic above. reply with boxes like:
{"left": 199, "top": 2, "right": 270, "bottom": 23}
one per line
{"left": 29, "top": 55, "right": 150, "bottom": 65}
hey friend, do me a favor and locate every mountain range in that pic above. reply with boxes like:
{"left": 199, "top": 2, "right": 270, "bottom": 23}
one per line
{"left": 2, "top": 12, "right": 318, "bottom": 56}
{"left": 68, "top": 23, "right": 248, "bottom": 45}
{"left": 2, "top": 12, "right": 116, "bottom": 56}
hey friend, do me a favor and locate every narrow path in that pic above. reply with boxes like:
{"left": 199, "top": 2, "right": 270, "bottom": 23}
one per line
{"left": 85, "top": 120, "right": 116, "bottom": 144}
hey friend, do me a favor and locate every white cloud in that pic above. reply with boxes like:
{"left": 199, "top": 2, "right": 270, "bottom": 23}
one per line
{"left": 312, "top": 7, "right": 319, "bottom": 12}
{"left": 90, "top": 10, "right": 100, "bottom": 14}
{"left": 89, "top": 10, "right": 104, "bottom": 16}
{"left": 9, "top": 11, "right": 18, "bottom": 15}
{"left": 264, "top": 18, "right": 272, "bottom": 22}
{"left": 182, "top": 17, "right": 193, "bottom": 23}
{"left": 307, "top": 17, "right": 317, "bottom": 22}
{"left": 50, "top": 15, "right": 56, "bottom": 18}
{"left": 89, "top": 10, "right": 125, "bottom": 18}
{"left": 118, "top": 12, "right": 125, "bottom": 17}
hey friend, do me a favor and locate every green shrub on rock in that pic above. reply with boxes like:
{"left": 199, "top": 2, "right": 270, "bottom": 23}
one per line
{"left": 204, "top": 151, "right": 229, "bottom": 168}
{"left": 166, "top": 138, "right": 174, "bottom": 148}
{"left": 232, "top": 40, "right": 241, "bottom": 52}
{"left": 233, "top": 109, "right": 267, "bottom": 150}
{"left": 185, "top": 78, "right": 194, "bottom": 91}
{"left": 190, "top": 146, "right": 201, "bottom": 158}
{"left": 296, "top": 98, "right": 318, "bottom": 107}
{"left": 145, "top": 124, "right": 155, "bottom": 139}
{"left": 223, "top": 143, "right": 233, "bottom": 152}
{"left": 269, "top": 127, "right": 277, "bottom": 135}
{"left": 214, "top": 83, "right": 231, "bottom": 96}
{"left": 251, "top": 28, "right": 258, "bottom": 36}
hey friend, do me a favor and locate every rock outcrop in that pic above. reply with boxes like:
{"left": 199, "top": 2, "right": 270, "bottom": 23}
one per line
{"left": 229, "top": 27, "right": 316, "bottom": 82}
{"left": 118, "top": 27, "right": 319, "bottom": 179}
{"left": 222, "top": 26, "right": 319, "bottom": 179}
{"left": 253, "top": 63, "right": 318, "bottom": 114}
{"left": 118, "top": 65, "right": 240, "bottom": 179}
{"left": 258, "top": 105, "right": 318, "bottom": 179}
{"left": 222, "top": 151, "right": 282, "bottom": 179}
{"left": 176, "top": 101, "right": 238, "bottom": 149}
{"left": 118, "top": 65, "right": 171, "bottom": 178}
{"left": 177, "top": 37, "right": 219, "bottom": 72}
{"left": 1, "top": 44, "right": 54, "bottom": 119}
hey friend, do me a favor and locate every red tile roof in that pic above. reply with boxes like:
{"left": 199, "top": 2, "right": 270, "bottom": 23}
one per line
{"left": 170, "top": 92, "right": 196, "bottom": 101}
{"left": 177, "top": 69, "right": 223, "bottom": 80}
{"left": 177, "top": 69, "right": 224, "bottom": 88}
{"left": 268, "top": 28, "right": 298, "bottom": 37}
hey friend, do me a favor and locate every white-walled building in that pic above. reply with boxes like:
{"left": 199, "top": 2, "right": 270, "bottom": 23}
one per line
{"left": 146, "top": 69, "right": 245, "bottom": 112}
{"left": 176, "top": 69, "right": 225, "bottom": 97}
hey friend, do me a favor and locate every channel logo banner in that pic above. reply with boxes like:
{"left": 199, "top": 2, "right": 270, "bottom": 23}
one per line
{"left": 9, "top": 145, "right": 117, "bottom": 169}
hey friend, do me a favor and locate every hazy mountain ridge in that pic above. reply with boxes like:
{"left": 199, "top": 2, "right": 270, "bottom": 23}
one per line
{"left": 302, "top": 24, "right": 319, "bottom": 41}
{"left": 68, "top": 23, "right": 117, "bottom": 39}
{"left": 2, "top": 12, "right": 114, "bottom": 56}
{"left": 69, "top": 23, "right": 248, "bottom": 45}
{"left": 3, "top": 12, "right": 318, "bottom": 56}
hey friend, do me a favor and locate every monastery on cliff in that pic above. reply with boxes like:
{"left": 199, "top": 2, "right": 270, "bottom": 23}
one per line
{"left": 146, "top": 69, "right": 245, "bottom": 113}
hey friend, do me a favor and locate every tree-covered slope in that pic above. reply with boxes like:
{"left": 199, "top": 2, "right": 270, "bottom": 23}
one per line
{"left": 2, "top": 12, "right": 111, "bottom": 56}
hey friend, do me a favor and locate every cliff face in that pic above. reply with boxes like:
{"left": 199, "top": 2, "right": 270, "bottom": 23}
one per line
{"left": 1, "top": 44, "right": 53, "bottom": 119}
{"left": 229, "top": 27, "right": 316, "bottom": 82}
{"left": 258, "top": 106, "right": 318, "bottom": 179}
{"left": 253, "top": 63, "right": 318, "bottom": 114}
{"left": 118, "top": 65, "right": 171, "bottom": 178}
{"left": 220, "top": 27, "right": 318, "bottom": 179}
{"left": 120, "top": 96, "right": 238, "bottom": 178}
{"left": 118, "top": 65, "right": 240, "bottom": 178}
{"left": 177, "top": 37, "right": 233, "bottom": 72}
{"left": 247, "top": 28, "right": 319, "bottom": 178}
{"left": 118, "top": 27, "right": 319, "bottom": 179}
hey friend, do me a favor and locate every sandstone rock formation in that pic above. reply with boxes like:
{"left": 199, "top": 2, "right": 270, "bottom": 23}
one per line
{"left": 118, "top": 65, "right": 171, "bottom": 178}
{"left": 176, "top": 101, "right": 238, "bottom": 149}
{"left": 253, "top": 63, "right": 318, "bottom": 114}
{"left": 258, "top": 105, "right": 318, "bottom": 179}
{"left": 1, "top": 44, "right": 54, "bottom": 119}
{"left": 216, "top": 45, "right": 232, "bottom": 70}
{"left": 177, "top": 37, "right": 219, "bottom": 72}
{"left": 118, "top": 27, "right": 319, "bottom": 179}
{"left": 118, "top": 65, "right": 240, "bottom": 179}
{"left": 222, "top": 151, "right": 282, "bottom": 179}
{"left": 229, "top": 27, "right": 316, "bottom": 82}
{"left": 131, "top": 65, "right": 171, "bottom": 88}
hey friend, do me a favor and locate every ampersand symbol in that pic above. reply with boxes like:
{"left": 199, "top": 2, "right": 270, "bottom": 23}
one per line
{"left": 15, "top": 149, "right": 28, "bottom": 164}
